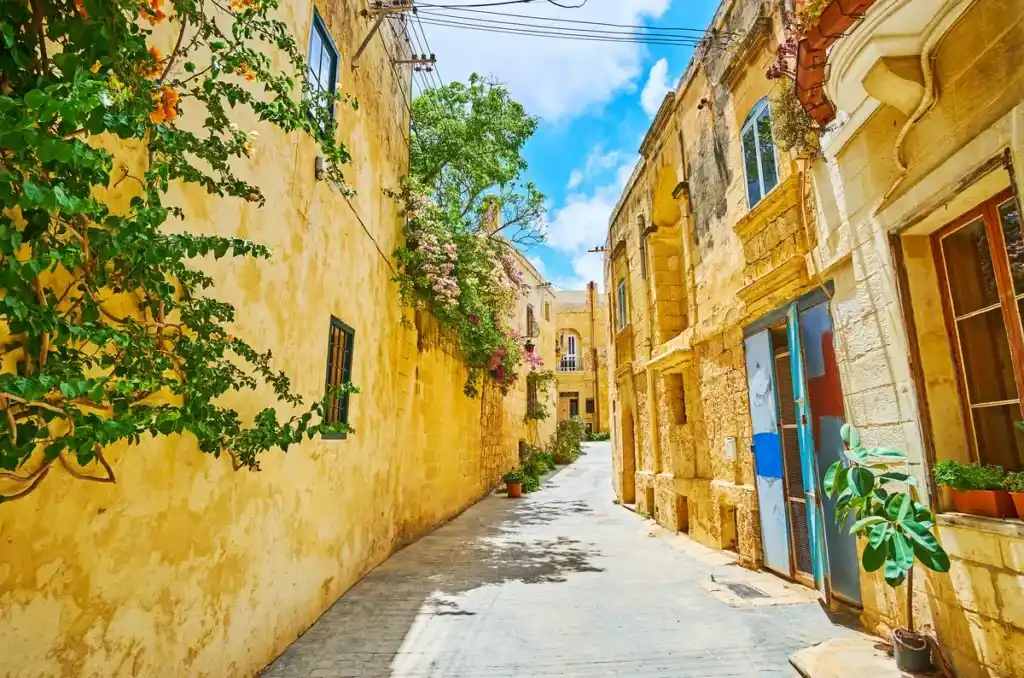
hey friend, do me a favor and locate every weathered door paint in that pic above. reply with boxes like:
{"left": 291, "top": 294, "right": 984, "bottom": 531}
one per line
{"left": 800, "top": 301, "right": 862, "bottom": 605}
{"left": 786, "top": 304, "right": 827, "bottom": 594}
{"left": 744, "top": 330, "right": 792, "bottom": 578}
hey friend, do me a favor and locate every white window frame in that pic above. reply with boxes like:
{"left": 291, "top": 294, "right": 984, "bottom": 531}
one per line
{"left": 740, "top": 97, "right": 779, "bottom": 209}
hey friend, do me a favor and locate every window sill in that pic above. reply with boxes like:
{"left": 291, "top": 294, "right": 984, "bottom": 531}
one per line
{"left": 936, "top": 512, "right": 1024, "bottom": 538}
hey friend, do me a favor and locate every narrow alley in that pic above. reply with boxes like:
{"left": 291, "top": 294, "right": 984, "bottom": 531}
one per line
{"left": 263, "top": 442, "right": 851, "bottom": 678}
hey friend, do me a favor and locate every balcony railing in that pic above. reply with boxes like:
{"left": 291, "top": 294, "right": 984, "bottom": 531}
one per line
{"left": 559, "top": 356, "right": 583, "bottom": 372}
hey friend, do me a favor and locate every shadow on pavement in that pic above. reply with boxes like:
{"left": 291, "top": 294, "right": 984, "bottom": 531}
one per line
{"left": 262, "top": 489, "right": 603, "bottom": 677}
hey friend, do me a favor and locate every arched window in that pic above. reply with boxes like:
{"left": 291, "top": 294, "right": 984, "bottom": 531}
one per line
{"left": 741, "top": 97, "right": 779, "bottom": 208}
{"left": 560, "top": 333, "right": 580, "bottom": 372}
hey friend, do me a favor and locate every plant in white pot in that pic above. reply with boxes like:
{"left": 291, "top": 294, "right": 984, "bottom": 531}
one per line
{"left": 824, "top": 424, "right": 951, "bottom": 673}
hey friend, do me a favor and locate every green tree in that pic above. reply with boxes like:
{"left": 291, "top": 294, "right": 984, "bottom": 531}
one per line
{"left": 0, "top": 0, "right": 356, "bottom": 502}
{"left": 410, "top": 74, "right": 545, "bottom": 249}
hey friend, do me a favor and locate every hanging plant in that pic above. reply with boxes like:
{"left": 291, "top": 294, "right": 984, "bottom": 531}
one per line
{"left": 769, "top": 77, "right": 821, "bottom": 157}
{"left": 0, "top": 0, "right": 357, "bottom": 501}
{"left": 524, "top": 369, "right": 555, "bottom": 421}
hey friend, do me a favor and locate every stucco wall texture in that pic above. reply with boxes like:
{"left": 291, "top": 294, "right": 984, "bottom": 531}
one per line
{"left": 0, "top": 3, "right": 548, "bottom": 677}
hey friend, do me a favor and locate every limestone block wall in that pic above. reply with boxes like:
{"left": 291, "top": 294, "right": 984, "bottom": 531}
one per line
{"left": 0, "top": 3, "right": 545, "bottom": 677}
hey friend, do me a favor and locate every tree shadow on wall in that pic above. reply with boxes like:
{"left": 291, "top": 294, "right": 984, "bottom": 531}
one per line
{"left": 261, "top": 493, "right": 602, "bottom": 678}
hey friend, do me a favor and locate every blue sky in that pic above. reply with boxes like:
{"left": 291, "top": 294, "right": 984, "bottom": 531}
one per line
{"left": 418, "top": 0, "right": 718, "bottom": 291}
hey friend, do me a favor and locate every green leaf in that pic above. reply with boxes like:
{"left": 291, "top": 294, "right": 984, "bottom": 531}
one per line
{"left": 897, "top": 491, "right": 912, "bottom": 522}
{"left": 840, "top": 423, "right": 859, "bottom": 447}
{"left": 850, "top": 515, "right": 885, "bottom": 534}
{"left": 868, "top": 522, "right": 891, "bottom": 549}
{"left": 24, "top": 89, "right": 46, "bottom": 109}
{"left": 884, "top": 558, "right": 906, "bottom": 586}
{"left": 892, "top": 531, "right": 914, "bottom": 571}
{"left": 872, "top": 447, "right": 906, "bottom": 459}
{"left": 902, "top": 519, "right": 940, "bottom": 554}
{"left": 823, "top": 460, "right": 843, "bottom": 497}
{"left": 912, "top": 538, "right": 951, "bottom": 572}
{"left": 849, "top": 466, "right": 875, "bottom": 497}
{"left": 862, "top": 539, "right": 887, "bottom": 572}
{"left": 844, "top": 445, "right": 868, "bottom": 463}
{"left": 0, "top": 23, "right": 13, "bottom": 48}
{"left": 879, "top": 471, "right": 918, "bottom": 486}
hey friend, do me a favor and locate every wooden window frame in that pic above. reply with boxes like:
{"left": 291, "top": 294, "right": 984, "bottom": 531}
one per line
{"left": 932, "top": 188, "right": 1024, "bottom": 465}
{"left": 585, "top": 397, "right": 595, "bottom": 414}
{"left": 324, "top": 316, "right": 354, "bottom": 438}
{"left": 616, "top": 279, "right": 628, "bottom": 330}
{"left": 526, "top": 304, "right": 538, "bottom": 338}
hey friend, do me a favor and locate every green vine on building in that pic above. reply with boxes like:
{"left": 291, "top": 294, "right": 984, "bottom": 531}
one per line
{"left": 0, "top": 0, "right": 355, "bottom": 502}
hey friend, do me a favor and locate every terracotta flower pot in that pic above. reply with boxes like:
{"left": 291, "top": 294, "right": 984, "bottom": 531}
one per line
{"left": 1011, "top": 492, "right": 1024, "bottom": 519}
{"left": 951, "top": 489, "right": 1016, "bottom": 518}
{"left": 506, "top": 482, "right": 522, "bottom": 498}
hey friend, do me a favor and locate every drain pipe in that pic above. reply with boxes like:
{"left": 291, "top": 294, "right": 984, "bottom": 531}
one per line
{"left": 881, "top": 0, "right": 979, "bottom": 206}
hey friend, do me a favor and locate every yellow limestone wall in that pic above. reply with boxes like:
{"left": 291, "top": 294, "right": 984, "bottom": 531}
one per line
{"left": 0, "top": 3, "right": 536, "bottom": 677}
{"left": 804, "top": 0, "right": 1024, "bottom": 675}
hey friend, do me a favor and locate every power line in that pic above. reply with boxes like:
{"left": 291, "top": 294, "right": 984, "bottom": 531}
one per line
{"left": 419, "top": 4, "right": 725, "bottom": 35}
{"left": 418, "top": 10, "right": 718, "bottom": 44}
{"left": 417, "top": 17, "right": 713, "bottom": 47}
{"left": 413, "top": 12, "right": 444, "bottom": 87}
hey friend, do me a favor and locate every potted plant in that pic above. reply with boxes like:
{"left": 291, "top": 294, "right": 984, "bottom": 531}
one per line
{"left": 824, "top": 425, "right": 950, "bottom": 673}
{"left": 933, "top": 460, "right": 1014, "bottom": 518}
{"left": 1004, "top": 471, "right": 1024, "bottom": 519}
{"left": 503, "top": 470, "right": 525, "bottom": 498}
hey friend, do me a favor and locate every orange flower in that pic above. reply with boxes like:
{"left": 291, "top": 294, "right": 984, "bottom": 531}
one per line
{"left": 230, "top": 0, "right": 254, "bottom": 9}
{"left": 236, "top": 62, "right": 257, "bottom": 82}
{"left": 74, "top": 0, "right": 89, "bottom": 18}
{"left": 150, "top": 86, "right": 179, "bottom": 125}
{"left": 90, "top": 60, "right": 102, "bottom": 74}
{"left": 142, "top": 0, "right": 166, "bottom": 24}
{"left": 142, "top": 47, "right": 162, "bottom": 78}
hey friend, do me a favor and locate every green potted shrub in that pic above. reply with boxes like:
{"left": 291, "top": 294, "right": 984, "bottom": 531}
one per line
{"left": 502, "top": 470, "right": 525, "bottom": 498}
{"left": 933, "top": 460, "right": 1013, "bottom": 518}
{"left": 1004, "top": 471, "right": 1024, "bottom": 519}
{"left": 824, "top": 425, "right": 950, "bottom": 673}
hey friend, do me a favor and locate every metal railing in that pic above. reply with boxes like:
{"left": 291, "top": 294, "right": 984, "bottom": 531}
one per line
{"left": 559, "top": 356, "right": 582, "bottom": 372}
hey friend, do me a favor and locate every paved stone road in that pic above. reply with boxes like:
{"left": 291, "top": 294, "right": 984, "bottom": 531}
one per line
{"left": 262, "top": 442, "right": 852, "bottom": 677}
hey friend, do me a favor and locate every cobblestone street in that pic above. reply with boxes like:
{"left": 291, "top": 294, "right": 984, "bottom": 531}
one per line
{"left": 262, "top": 442, "right": 852, "bottom": 677}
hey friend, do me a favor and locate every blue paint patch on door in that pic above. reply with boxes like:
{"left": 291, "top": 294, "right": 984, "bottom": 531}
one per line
{"left": 752, "top": 432, "right": 783, "bottom": 479}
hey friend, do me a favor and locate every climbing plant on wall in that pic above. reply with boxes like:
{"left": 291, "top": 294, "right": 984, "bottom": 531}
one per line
{"left": 393, "top": 75, "right": 545, "bottom": 397}
{"left": 0, "top": 0, "right": 356, "bottom": 501}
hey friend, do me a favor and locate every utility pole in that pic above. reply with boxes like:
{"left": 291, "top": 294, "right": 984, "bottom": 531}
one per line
{"left": 353, "top": 1, "right": 417, "bottom": 66}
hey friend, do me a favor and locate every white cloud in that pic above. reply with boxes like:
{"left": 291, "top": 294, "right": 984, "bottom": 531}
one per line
{"left": 567, "top": 169, "right": 584, "bottom": 190}
{"left": 527, "top": 255, "right": 546, "bottom": 275}
{"left": 640, "top": 57, "right": 673, "bottom": 117}
{"left": 418, "top": 1, "right": 672, "bottom": 121}
{"left": 544, "top": 151, "right": 638, "bottom": 291}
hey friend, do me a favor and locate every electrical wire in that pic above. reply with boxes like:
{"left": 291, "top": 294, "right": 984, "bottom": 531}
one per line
{"left": 418, "top": 11, "right": 716, "bottom": 44}
{"left": 418, "top": 4, "right": 726, "bottom": 35}
{"left": 417, "top": 17, "right": 713, "bottom": 47}
{"left": 413, "top": 12, "right": 444, "bottom": 87}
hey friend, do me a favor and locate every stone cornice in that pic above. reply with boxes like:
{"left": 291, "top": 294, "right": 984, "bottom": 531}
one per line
{"left": 736, "top": 255, "right": 810, "bottom": 312}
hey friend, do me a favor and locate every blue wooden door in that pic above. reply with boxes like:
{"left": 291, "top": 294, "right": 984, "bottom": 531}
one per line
{"left": 799, "top": 302, "right": 862, "bottom": 605}
{"left": 744, "top": 330, "right": 792, "bottom": 578}
{"left": 786, "top": 304, "right": 827, "bottom": 594}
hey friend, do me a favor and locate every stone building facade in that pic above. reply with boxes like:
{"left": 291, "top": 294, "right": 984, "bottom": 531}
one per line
{"left": 0, "top": 3, "right": 555, "bottom": 677}
{"left": 786, "top": 0, "right": 1024, "bottom": 674}
{"left": 606, "top": 0, "right": 1024, "bottom": 674}
{"left": 554, "top": 284, "right": 610, "bottom": 434}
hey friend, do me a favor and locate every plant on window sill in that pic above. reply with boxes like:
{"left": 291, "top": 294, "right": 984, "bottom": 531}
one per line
{"left": 769, "top": 77, "right": 821, "bottom": 158}
{"left": 0, "top": 0, "right": 356, "bottom": 502}
{"left": 823, "top": 425, "right": 950, "bottom": 669}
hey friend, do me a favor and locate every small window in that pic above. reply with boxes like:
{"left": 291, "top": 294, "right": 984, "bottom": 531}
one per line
{"left": 544, "top": 302, "right": 551, "bottom": 321}
{"left": 307, "top": 10, "right": 339, "bottom": 120}
{"left": 741, "top": 97, "right": 779, "bottom": 208}
{"left": 527, "top": 305, "right": 538, "bottom": 337}
{"left": 935, "top": 193, "right": 1024, "bottom": 469}
{"left": 640, "top": 237, "right": 648, "bottom": 280}
{"left": 324, "top": 316, "right": 354, "bottom": 435}
{"left": 527, "top": 378, "right": 539, "bottom": 417}
{"left": 586, "top": 398, "right": 595, "bottom": 414}
{"left": 616, "top": 280, "right": 628, "bottom": 330}
{"left": 569, "top": 396, "right": 580, "bottom": 418}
